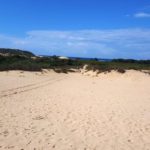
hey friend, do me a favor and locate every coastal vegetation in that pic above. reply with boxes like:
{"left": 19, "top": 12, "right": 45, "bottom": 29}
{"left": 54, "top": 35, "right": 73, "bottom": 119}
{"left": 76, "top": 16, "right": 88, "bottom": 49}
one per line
{"left": 0, "top": 48, "right": 150, "bottom": 73}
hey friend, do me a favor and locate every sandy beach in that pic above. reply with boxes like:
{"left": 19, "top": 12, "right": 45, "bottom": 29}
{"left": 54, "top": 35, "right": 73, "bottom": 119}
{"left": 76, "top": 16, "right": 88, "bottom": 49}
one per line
{"left": 0, "top": 70, "right": 150, "bottom": 150}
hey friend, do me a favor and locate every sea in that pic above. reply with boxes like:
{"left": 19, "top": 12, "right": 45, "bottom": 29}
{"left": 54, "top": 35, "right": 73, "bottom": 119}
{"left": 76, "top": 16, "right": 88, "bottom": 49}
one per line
{"left": 69, "top": 57, "right": 112, "bottom": 62}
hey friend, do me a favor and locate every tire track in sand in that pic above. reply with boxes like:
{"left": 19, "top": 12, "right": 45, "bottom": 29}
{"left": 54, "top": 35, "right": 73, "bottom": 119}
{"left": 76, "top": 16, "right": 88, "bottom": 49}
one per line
{"left": 0, "top": 76, "right": 67, "bottom": 98}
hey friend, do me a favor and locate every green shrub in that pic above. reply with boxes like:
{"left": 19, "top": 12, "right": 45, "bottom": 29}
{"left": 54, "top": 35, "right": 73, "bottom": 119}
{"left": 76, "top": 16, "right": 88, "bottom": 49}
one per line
{"left": 0, "top": 50, "right": 150, "bottom": 72}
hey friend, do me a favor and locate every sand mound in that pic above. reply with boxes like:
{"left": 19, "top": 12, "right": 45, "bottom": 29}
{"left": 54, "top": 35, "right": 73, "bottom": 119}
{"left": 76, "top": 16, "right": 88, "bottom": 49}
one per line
{"left": 80, "top": 64, "right": 150, "bottom": 79}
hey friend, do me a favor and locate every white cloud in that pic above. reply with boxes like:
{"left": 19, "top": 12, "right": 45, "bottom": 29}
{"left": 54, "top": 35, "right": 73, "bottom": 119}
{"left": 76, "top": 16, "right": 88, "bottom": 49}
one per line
{"left": 0, "top": 29, "right": 150, "bottom": 59}
{"left": 134, "top": 12, "right": 150, "bottom": 18}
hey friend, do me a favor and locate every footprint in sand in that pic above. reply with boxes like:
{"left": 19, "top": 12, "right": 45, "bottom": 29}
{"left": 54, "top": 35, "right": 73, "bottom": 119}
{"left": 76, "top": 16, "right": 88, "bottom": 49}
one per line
{"left": 32, "top": 116, "right": 45, "bottom": 120}
{"left": 3, "top": 130, "right": 9, "bottom": 137}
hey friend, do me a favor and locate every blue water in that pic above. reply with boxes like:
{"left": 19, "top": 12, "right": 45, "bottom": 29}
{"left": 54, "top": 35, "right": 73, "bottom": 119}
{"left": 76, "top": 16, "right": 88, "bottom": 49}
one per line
{"left": 69, "top": 57, "right": 112, "bottom": 62}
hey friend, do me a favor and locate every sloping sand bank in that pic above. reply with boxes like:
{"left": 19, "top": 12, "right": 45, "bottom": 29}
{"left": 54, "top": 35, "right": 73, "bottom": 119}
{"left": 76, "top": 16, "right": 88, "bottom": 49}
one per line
{"left": 0, "top": 70, "right": 150, "bottom": 150}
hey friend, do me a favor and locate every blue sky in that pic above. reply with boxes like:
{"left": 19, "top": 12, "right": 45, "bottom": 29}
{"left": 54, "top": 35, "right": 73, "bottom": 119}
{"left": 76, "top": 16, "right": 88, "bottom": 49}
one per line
{"left": 0, "top": 0, "right": 150, "bottom": 59}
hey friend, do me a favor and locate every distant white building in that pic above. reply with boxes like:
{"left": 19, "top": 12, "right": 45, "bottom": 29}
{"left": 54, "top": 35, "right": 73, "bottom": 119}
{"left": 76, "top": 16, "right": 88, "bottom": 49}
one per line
{"left": 58, "top": 56, "right": 69, "bottom": 60}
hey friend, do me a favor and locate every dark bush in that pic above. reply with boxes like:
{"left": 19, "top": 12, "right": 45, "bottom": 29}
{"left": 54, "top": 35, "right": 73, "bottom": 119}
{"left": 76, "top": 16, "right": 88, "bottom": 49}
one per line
{"left": 117, "top": 68, "right": 126, "bottom": 73}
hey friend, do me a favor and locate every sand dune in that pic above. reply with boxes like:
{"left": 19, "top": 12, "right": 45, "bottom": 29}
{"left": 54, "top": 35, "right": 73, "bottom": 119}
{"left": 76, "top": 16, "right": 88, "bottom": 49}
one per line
{"left": 0, "top": 70, "right": 150, "bottom": 150}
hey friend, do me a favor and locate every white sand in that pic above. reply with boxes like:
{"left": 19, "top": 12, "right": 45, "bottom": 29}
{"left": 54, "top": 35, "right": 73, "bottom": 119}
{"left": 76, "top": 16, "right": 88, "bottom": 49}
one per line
{"left": 0, "top": 70, "right": 150, "bottom": 150}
